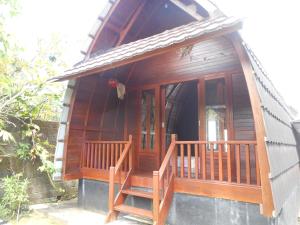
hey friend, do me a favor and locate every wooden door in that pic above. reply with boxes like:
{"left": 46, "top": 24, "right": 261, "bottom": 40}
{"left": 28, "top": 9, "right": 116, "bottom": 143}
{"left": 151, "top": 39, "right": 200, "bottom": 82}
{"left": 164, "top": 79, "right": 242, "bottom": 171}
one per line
{"left": 137, "top": 87, "right": 160, "bottom": 171}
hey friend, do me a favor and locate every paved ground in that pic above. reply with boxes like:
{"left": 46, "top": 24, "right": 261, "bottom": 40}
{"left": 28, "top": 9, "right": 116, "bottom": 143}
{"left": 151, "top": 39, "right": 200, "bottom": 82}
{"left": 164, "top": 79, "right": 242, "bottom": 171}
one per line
{"left": 3, "top": 200, "right": 300, "bottom": 225}
{"left": 27, "top": 199, "right": 150, "bottom": 225}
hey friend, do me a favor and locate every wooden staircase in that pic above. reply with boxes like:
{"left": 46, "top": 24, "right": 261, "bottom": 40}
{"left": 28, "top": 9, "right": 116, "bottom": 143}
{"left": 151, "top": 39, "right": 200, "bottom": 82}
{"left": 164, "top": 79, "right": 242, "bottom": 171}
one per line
{"left": 105, "top": 135, "right": 177, "bottom": 225}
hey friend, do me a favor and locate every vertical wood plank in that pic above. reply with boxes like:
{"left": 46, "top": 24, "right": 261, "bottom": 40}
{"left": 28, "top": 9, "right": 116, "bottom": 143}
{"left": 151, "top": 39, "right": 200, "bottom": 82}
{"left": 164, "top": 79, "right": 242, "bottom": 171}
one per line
{"left": 218, "top": 144, "right": 223, "bottom": 181}
{"left": 98, "top": 144, "right": 101, "bottom": 169}
{"left": 172, "top": 146, "right": 177, "bottom": 177}
{"left": 245, "top": 144, "right": 251, "bottom": 184}
{"left": 236, "top": 144, "right": 241, "bottom": 183}
{"left": 89, "top": 144, "right": 94, "bottom": 168}
{"left": 180, "top": 144, "right": 184, "bottom": 178}
{"left": 82, "top": 143, "right": 86, "bottom": 168}
{"left": 195, "top": 144, "right": 199, "bottom": 179}
{"left": 152, "top": 171, "right": 160, "bottom": 224}
{"left": 115, "top": 143, "right": 118, "bottom": 165}
{"left": 210, "top": 143, "right": 214, "bottom": 180}
{"left": 187, "top": 144, "right": 191, "bottom": 179}
{"left": 174, "top": 145, "right": 178, "bottom": 177}
{"left": 202, "top": 144, "right": 206, "bottom": 179}
{"left": 111, "top": 143, "right": 115, "bottom": 166}
{"left": 106, "top": 144, "right": 110, "bottom": 170}
{"left": 161, "top": 88, "right": 166, "bottom": 160}
{"left": 94, "top": 143, "right": 98, "bottom": 169}
{"left": 227, "top": 144, "right": 232, "bottom": 182}
{"left": 255, "top": 144, "right": 261, "bottom": 186}
{"left": 86, "top": 143, "right": 91, "bottom": 168}
{"left": 108, "top": 167, "right": 115, "bottom": 212}
{"left": 102, "top": 144, "right": 106, "bottom": 170}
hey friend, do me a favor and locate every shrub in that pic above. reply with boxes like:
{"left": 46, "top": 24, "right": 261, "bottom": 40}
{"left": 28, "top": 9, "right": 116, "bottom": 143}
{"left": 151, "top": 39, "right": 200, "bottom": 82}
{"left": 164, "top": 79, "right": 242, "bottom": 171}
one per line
{"left": 0, "top": 173, "right": 29, "bottom": 221}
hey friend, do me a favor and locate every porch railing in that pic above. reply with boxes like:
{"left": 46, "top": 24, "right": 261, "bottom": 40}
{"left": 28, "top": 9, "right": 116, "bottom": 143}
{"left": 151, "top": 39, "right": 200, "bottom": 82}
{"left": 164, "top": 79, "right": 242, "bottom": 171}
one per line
{"left": 174, "top": 139, "right": 260, "bottom": 185}
{"left": 106, "top": 135, "right": 133, "bottom": 222}
{"left": 153, "top": 134, "right": 260, "bottom": 225}
{"left": 153, "top": 135, "right": 176, "bottom": 225}
{"left": 81, "top": 139, "right": 131, "bottom": 171}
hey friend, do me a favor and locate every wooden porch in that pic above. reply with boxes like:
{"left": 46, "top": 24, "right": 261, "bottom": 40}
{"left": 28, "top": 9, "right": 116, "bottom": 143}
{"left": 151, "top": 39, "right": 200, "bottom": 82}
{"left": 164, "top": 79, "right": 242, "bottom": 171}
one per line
{"left": 79, "top": 135, "right": 261, "bottom": 224}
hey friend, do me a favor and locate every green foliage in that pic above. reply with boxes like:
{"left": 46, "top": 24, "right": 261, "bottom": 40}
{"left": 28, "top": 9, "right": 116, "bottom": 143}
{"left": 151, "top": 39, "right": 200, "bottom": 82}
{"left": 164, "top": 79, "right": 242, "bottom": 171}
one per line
{"left": 0, "top": 0, "right": 68, "bottom": 220}
{"left": 0, "top": 173, "right": 29, "bottom": 220}
{"left": 16, "top": 142, "right": 31, "bottom": 160}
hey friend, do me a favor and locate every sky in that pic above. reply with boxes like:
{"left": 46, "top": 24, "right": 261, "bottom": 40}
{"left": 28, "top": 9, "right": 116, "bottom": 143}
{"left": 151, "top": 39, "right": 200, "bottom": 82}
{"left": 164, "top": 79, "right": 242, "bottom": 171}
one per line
{"left": 6, "top": 0, "right": 300, "bottom": 117}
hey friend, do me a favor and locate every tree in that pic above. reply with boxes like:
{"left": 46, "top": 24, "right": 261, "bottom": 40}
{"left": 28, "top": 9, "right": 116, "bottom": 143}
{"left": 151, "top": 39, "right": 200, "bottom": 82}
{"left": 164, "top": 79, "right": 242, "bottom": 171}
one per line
{"left": 0, "top": 0, "right": 68, "bottom": 220}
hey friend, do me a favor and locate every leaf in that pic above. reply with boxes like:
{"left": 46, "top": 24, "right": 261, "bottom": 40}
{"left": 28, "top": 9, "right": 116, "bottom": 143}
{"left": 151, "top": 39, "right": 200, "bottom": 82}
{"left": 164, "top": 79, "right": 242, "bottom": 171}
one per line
{"left": 0, "top": 129, "right": 15, "bottom": 143}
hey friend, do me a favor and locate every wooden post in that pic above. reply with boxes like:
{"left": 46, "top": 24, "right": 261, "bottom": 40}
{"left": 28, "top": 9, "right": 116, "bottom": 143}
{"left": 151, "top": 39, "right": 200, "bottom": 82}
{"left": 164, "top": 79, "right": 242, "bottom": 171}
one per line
{"left": 171, "top": 134, "right": 177, "bottom": 177}
{"left": 153, "top": 171, "right": 160, "bottom": 224}
{"left": 108, "top": 166, "right": 115, "bottom": 212}
{"left": 128, "top": 135, "right": 133, "bottom": 169}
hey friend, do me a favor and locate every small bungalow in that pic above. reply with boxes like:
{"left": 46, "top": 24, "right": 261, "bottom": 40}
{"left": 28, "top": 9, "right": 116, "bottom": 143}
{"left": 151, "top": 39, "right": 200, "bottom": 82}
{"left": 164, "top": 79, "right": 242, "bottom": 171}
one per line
{"left": 52, "top": 1, "right": 300, "bottom": 225}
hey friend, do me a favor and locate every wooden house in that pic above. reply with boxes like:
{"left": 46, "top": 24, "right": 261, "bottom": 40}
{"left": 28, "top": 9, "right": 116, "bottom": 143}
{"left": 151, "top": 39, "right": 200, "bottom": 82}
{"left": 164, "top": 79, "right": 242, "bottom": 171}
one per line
{"left": 52, "top": 1, "right": 300, "bottom": 224}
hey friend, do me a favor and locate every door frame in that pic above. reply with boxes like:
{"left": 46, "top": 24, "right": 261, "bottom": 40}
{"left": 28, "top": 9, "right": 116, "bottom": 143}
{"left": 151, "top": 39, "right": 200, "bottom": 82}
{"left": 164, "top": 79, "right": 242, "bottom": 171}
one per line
{"left": 136, "top": 85, "right": 161, "bottom": 171}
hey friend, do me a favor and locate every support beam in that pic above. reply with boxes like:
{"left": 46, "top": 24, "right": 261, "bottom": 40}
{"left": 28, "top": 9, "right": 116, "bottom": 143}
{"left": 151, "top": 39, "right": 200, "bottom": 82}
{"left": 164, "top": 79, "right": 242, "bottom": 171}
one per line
{"left": 85, "top": 0, "right": 121, "bottom": 59}
{"left": 229, "top": 32, "right": 274, "bottom": 217}
{"left": 116, "top": 0, "right": 146, "bottom": 46}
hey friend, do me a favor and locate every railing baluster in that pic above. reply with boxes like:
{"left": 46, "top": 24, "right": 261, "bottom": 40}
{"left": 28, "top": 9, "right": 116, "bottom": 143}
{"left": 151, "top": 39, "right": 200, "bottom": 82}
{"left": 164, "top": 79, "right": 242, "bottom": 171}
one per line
{"left": 187, "top": 144, "right": 191, "bottom": 179}
{"left": 98, "top": 144, "right": 101, "bottom": 169}
{"left": 255, "top": 144, "right": 261, "bottom": 185}
{"left": 102, "top": 144, "right": 106, "bottom": 170}
{"left": 86, "top": 143, "right": 91, "bottom": 168}
{"left": 218, "top": 143, "right": 223, "bottom": 181}
{"left": 115, "top": 143, "right": 119, "bottom": 164}
{"left": 111, "top": 144, "right": 115, "bottom": 166}
{"left": 180, "top": 144, "right": 184, "bottom": 178}
{"left": 227, "top": 144, "right": 232, "bottom": 182}
{"left": 195, "top": 144, "right": 199, "bottom": 179}
{"left": 202, "top": 143, "right": 206, "bottom": 180}
{"left": 174, "top": 144, "right": 178, "bottom": 177}
{"left": 94, "top": 144, "right": 98, "bottom": 169}
{"left": 210, "top": 143, "right": 214, "bottom": 180}
{"left": 236, "top": 144, "right": 241, "bottom": 183}
{"left": 245, "top": 144, "right": 251, "bottom": 184}
{"left": 82, "top": 143, "right": 87, "bottom": 168}
{"left": 106, "top": 144, "right": 110, "bottom": 170}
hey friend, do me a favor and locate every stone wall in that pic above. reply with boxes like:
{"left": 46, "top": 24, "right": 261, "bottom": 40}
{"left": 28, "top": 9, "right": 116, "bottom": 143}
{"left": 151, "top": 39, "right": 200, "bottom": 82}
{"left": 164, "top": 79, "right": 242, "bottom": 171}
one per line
{"left": 0, "top": 120, "right": 77, "bottom": 203}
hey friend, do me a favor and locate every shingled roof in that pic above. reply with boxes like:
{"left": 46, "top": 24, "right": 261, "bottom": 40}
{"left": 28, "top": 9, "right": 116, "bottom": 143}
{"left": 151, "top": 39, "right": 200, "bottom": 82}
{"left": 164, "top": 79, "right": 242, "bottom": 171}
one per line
{"left": 52, "top": 16, "right": 242, "bottom": 81}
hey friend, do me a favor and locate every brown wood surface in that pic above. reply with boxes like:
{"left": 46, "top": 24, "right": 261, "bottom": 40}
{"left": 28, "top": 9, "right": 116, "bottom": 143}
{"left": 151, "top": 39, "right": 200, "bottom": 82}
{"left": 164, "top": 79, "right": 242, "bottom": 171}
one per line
{"left": 230, "top": 32, "right": 274, "bottom": 216}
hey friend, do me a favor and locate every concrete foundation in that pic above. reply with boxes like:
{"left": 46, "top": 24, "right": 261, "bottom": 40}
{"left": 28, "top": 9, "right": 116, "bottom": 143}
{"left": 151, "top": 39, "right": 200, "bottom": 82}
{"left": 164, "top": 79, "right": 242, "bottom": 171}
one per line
{"left": 78, "top": 179, "right": 299, "bottom": 225}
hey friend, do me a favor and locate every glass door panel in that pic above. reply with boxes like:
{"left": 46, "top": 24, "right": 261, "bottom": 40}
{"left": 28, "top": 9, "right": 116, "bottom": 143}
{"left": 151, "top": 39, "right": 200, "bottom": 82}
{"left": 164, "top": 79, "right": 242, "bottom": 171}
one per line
{"left": 140, "top": 89, "right": 155, "bottom": 151}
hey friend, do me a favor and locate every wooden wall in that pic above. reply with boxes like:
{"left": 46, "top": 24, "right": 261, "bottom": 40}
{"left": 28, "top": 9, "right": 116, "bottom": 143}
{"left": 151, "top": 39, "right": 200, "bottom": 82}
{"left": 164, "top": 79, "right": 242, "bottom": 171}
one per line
{"left": 64, "top": 36, "right": 257, "bottom": 176}
{"left": 65, "top": 75, "right": 126, "bottom": 175}
{"left": 127, "top": 36, "right": 241, "bottom": 88}
{"left": 232, "top": 74, "right": 255, "bottom": 140}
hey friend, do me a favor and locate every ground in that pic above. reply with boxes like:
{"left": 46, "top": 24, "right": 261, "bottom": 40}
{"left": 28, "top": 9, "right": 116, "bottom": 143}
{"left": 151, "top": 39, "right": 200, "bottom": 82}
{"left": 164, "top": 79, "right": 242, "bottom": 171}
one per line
{"left": 2, "top": 199, "right": 300, "bottom": 225}
{"left": 4, "top": 199, "right": 149, "bottom": 225}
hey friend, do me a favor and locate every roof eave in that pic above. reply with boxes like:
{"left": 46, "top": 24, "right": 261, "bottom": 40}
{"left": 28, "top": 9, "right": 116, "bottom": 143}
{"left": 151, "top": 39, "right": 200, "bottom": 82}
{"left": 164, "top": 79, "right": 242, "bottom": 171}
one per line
{"left": 51, "top": 21, "right": 242, "bottom": 82}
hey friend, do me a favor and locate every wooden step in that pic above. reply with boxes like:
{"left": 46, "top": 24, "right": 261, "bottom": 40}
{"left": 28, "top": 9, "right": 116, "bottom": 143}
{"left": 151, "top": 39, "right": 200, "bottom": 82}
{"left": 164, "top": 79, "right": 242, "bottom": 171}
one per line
{"left": 122, "top": 189, "right": 153, "bottom": 199}
{"left": 114, "top": 204, "right": 153, "bottom": 219}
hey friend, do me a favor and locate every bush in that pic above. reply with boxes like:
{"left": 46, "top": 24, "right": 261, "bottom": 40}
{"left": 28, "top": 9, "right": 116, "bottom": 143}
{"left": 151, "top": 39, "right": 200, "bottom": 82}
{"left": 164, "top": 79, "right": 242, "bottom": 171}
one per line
{"left": 0, "top": 173, "right": 29, "bottom": 221}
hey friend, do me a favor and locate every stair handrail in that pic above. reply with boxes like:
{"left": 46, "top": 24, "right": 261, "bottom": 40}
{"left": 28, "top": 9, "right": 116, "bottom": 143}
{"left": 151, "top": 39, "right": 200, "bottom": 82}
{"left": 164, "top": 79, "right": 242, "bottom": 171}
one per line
{"left": 107, "top": 135, "right": 132, "bottom": 223}
{"left": 153, "top": 134, "right": 177, "bottom": 225}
